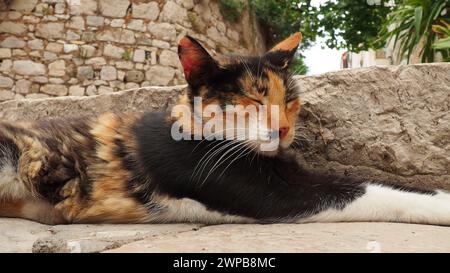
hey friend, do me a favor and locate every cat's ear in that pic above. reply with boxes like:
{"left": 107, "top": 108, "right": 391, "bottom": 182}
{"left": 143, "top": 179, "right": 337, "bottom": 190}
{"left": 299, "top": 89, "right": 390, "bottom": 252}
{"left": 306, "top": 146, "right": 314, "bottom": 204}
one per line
{"left": 178, "top": 36, "right": 218, "bottom": 86}
{"left": 264, "top": 32, "right": 302, "bottom": 69}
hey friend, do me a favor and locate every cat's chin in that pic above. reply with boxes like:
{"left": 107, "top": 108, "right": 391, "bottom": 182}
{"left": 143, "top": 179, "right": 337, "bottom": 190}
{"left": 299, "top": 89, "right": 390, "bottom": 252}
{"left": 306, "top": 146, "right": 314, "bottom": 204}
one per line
{"left": 253, "top": 143, "right": 293, "bottom": 157}
{"left": 257, "top": 149, "right": 281, "bottom": 157}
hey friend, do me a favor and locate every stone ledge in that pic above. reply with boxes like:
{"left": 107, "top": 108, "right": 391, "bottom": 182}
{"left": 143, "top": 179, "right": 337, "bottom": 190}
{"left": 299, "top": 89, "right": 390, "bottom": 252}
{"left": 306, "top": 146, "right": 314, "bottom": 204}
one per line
{"left": 2, "top": 218, "right": 450, "bottom": 253}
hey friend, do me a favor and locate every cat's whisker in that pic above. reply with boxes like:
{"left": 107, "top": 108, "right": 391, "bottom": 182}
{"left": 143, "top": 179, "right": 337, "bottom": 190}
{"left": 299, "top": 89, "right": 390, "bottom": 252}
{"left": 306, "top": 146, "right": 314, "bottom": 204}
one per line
{"left": 191, "top": 140, "right": 231, "bottom": 181}
{"left": 199, "top": 140, "right": 251, "bottom": 183}
{"left": 191, "top": 140, "right": 238, "bottom": 182}
{"left": 215, "top": 143, "right": 254, "bottom": 182}
{"left": 200, "top": 141, "right": 252, "bottom": 186}
{"left": 194, "top": 135, "right": 251, "bottom": 183}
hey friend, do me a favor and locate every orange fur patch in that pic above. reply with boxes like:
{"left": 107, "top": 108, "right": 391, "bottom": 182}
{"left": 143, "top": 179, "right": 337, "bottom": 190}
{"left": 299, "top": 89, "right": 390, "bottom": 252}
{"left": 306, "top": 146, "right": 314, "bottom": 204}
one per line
{"left": 269, "top": 32, "right": 302, "bottom": 52}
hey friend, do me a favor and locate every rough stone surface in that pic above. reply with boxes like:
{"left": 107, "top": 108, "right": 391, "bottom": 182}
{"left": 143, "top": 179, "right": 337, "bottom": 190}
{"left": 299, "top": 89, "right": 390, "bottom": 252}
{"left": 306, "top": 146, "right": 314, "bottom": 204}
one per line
{"left": 1, "top": 36, "right": 26, "bottom": 48}
{"left": 145, "top": 65, "right": 176, "bottom": 86}
{"left": 133, "top": 49, "right": 145, "bottom": 63}
{"left": 13, "top": 60, "right": 46, "bottom": 76}
{"left": 0, "top": 60, "right": 12, "bottom": 73}
{"left": 0, "top": 21, "right": 27, "bottom": 35}
{"left": 159, "top": 50, "right": 180, "bottom": 68}
{"left": 79, "top": 45, "right": 96, "bottom": 58}
{"left": 86, "top": 15, "right": 104, "bottom": 27}
{"left": 2, "top": 219, "right": 450, "bottom": 253}
{"left": 0, "top": 85, "right": 181, "bottom": 119}
{"left": 15, "top": 79, "right": 32, "bottom": 94}
{"left": 293, "top": 64, "right": 450, "bottom": 191}
{"left": 85, "top": 57, "right": 107, "bottom": 69}
{"left": 99, "top": 0, "right": 130, "bottom": 18}
{"left": 160, "top": 1, "right": 188, "bottom": 24}
{"left": 28, "top": 39, "right": 44, "bottom": 50}
{"left": 127, "top": 19, "right": 145, "bottom": 32}
{"left": 69, "top": 85, "right": 85, "bottom": 96}
{"left": 41, "top": 84, "right": 68, "bottom": 96}
{"left": 100, "top": 66, "right": 117, "bottom": 81}
{"left": 103, "top": 44, "right": 125, "bottom": 59}
{"left": 132, "top": 1, "right": 160, "bottom": 20}
{"left": 148, "top": 22, "right": 176, "bottom": 41}
{"left": 48, "top": 60, "right": 66, "bottom": 77}
{"left": 0, "top": 76, "right": 14, "bottom": 88}
{"left": 68, "top": 16, "right": 85, "bottom": 30}
{"left": 36, "top": 23, "right": 64, "bottom": 39}
{"left": 96, "top": 29, "right": 136, "bottom": 44}
{"left": 0, "top": 90, "right": 14, "bottom": 101}
{"left": 10, "top": 0, "right": 38, "bottom": 12}
{"left": 69, "top": 0, "right": 98, "bottom": 15}
{"left": 77, "top": 66, "right": 95, "bottom": 80}
{"left": 0, "top": 48, "right": 12, "bottom": 59}
{"left": 46, "top": 42, "right": 63, "bottom": 53}
{"left": 0, "top": 218, "right": 198, "bottom": 253}
{"left": 125, "top": 70, "right": 145, "bottom": 83}
{"left": 107, "top": 223, "right": 450, "bottom": 253}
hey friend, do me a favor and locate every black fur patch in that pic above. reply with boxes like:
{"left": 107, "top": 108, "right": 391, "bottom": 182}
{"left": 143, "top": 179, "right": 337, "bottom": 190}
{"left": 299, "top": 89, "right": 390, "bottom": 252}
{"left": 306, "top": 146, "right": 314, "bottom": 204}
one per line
{"left": 133, "top": 112, "right": 366, "bottom": 222}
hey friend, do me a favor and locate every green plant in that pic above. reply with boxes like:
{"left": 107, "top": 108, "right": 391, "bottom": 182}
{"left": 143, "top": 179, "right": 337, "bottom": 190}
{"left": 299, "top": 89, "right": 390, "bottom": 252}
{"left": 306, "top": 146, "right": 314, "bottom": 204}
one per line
{"left": 378, "top": 0, "right": 449, "bottom": 63}
{"left": 249, "top": 1, "right": 316, "bottom": 73}
{"left": 290, "top": 55, "right": 308, "bottom": 75}
{"left": 40, "top": 5, "right": 54, "bottom": 16}
{"left": 318, "top": 0, "right": 396, "bottom": 53}
{"left": 432, "top": 19, "right": 450, "bottom": 61}
{"left": 121, "top": 48, "right": 133, "bottom": 61}
{"left": 219, "top": 0, "right": 245, "bottom": 23}
{"left": 249, "top": 0, "right": 319, "bottom": 49}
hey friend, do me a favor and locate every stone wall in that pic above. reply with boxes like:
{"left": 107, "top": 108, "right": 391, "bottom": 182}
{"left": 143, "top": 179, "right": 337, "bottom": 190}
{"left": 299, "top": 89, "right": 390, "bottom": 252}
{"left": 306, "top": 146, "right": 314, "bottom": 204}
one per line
{"left": 0, "top": 0, "right": 265, "bottom": 101}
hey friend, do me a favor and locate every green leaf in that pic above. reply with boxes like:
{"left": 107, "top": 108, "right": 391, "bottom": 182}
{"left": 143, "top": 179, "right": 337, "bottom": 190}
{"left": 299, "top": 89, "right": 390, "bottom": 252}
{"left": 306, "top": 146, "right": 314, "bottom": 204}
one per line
{"left": 414, "top": 6, "right": 423, "bottom": 44}
{"left": 433, "top": 37, "right": 450, "bottom": 50}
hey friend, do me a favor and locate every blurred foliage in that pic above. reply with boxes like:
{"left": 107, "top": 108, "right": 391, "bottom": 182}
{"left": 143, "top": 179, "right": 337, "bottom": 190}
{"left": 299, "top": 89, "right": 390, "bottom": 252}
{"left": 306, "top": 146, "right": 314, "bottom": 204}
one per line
{"left": 378, "top": 0, "right": 449, "bottom": 63}
{"left": 290, "top": 55, "right": 308, "bottom": 75}
{"left": 219, "top": 0, "right": 246, "bottom": 23}
{"left": 248, "top": 0, "right": 449, "bottom": 70}
{"left": 249, "top": 0, "right": 319, "bottom": 49}
{"left": 249, "top": 0, "right": 316, "bottom": 75}
{"left": 319, "top": 0, "right": 397, "bottom": 52}
{"left": 432, "top": 19, "right": 450, "bottom": 61}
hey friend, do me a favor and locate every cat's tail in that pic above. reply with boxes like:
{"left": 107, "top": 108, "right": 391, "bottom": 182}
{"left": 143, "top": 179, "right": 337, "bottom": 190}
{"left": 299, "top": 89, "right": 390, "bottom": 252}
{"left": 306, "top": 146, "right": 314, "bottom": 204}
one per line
{"left": 301, "top": 183, "right": 450, "bottom": 226}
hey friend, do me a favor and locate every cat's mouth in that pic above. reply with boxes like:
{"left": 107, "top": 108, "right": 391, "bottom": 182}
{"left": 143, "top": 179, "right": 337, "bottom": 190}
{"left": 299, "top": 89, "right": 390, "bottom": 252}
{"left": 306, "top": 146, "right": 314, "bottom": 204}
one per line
{"left": 244, "top": 137, "right": 294, "bottom": 156}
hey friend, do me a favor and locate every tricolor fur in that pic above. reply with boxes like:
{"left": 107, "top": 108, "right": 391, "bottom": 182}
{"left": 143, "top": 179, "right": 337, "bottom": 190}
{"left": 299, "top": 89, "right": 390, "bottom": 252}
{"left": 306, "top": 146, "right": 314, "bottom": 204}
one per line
{"left": 1, "top": 33, "right": 450, "bottom": 226}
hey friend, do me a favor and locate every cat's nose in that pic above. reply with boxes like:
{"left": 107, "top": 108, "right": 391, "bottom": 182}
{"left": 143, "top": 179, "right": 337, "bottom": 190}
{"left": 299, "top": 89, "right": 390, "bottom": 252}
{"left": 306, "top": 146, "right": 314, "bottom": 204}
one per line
{"left": 279, "top": 127, "right": 290, "bottom": 139}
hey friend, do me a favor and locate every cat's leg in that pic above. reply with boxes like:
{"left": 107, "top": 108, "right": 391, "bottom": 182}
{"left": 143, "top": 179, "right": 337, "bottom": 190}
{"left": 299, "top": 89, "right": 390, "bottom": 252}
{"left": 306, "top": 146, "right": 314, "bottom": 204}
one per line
{"left": 143, "top": 195, "right": 256, "bottom": 224}
{"left": 0, "top": 199, "right": 65, "bottom": 225}
{"left": 301, "top": 183, "right": 450, "bottom": 226}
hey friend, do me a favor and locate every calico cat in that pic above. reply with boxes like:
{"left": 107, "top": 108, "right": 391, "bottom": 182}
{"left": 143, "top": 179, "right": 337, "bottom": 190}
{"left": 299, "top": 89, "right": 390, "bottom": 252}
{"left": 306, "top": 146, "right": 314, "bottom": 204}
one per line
{"left": 1, "top": 33, "right": 450, "bottom": 225}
